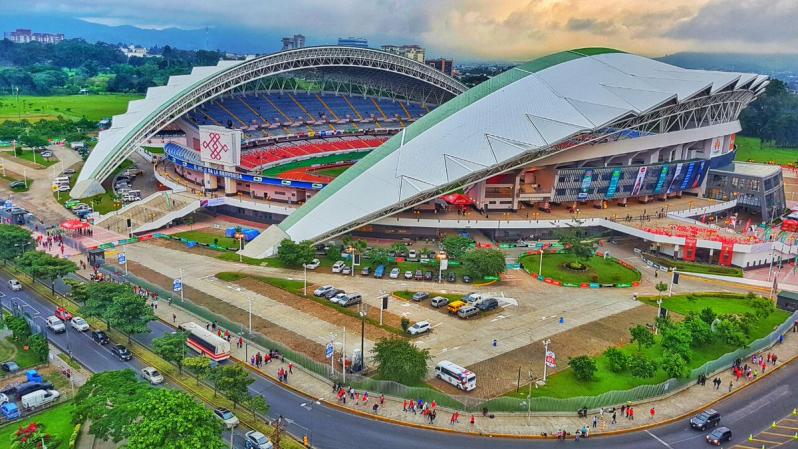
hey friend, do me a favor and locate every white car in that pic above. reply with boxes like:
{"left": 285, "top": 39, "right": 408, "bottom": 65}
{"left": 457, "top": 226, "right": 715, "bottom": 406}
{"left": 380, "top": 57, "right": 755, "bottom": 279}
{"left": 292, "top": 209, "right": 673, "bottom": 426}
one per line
{"left": 45, "top": 316, "right": 65, "bottom": 333}
{"left": 389, "top": 267, "right": 401, "bottom": 279}
{"left": 330, "top": 292, "right": 348, "bottom": 305}
{"left": 331, "top": 261, "right": 345, "bottom": 273}
{"left": 404, "top": 271, "right": 414, "bottom": 280}
{"left": 341, "top": 265, "right": 352, "bottom": 275}
{"left": 314, "top": 285, "right": 333, "bottom": 297}
{"left": 40, "top": 151, "right": 53, "bottom": 158}
{"left": 245, "top": 431, "right": 273, "bottom": 449}
{"left": 70, "top": 317, "right": 89, "bottom": 332}
{"left": 0, "top": 393, "right": 9, "bottom": 405}
{"left": 213, "top": 407, "right": 239, "bottom": 429}
{"left": 8, "top": 279, "right": 22, "bottom": 291}
{"left": 303, "top": 259, "right": 320, "bottom": 270}
{"left": 408, "top": 321, "right": 431, "bottom": 335}
{"left": 57, "top": 184, "right": 70, "bottom": 192}
{"left": 408, "top": 249, "right": 418, "bottom": 259}
{"left": 141, "top": 366, "right": 164, "bottom": 385}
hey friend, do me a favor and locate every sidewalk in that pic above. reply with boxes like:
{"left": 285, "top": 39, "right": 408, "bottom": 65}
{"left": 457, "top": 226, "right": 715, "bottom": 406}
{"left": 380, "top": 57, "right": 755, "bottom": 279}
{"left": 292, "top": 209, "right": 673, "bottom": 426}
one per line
{"left": 142, "top": 280, "right": 798, "bottom": 436}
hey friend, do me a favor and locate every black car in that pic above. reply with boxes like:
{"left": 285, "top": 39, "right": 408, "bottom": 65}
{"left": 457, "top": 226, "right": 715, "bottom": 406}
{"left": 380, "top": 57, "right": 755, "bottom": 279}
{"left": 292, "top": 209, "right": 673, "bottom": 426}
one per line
{"left": 0, "top": 361, "right": 19, "bottom": 373}
{"left": 324, "top": 288, "right": 344, "bottom": 299}
{"left": 690, "top": 409, "right": 721, "bottom": 430}
{"left": 111, "top": 344, "right": 133, "bottom": 361}
{"left": 705, "top": 427, "right": 731, "bottom": 445}
{"left": 91, "top": 330, "right": 110, "bottom": 345}
{"left": 447, "top": 271, "right": 456, "bottom": 283}
{"left": 477, "top": 297, "right": 499, "bottom": 311}
{"left": 462, "top": 275, "right": 473, "bottom": 283}
{"left": 423, "top": 271, "right": 433, "bottom": 281}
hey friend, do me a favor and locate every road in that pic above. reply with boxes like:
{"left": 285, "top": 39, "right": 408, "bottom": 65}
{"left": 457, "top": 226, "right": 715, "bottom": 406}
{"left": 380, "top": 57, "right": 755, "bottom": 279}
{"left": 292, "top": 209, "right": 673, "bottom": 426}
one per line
{"left": 1, "top": 270, "right": 795, "bottom": 449}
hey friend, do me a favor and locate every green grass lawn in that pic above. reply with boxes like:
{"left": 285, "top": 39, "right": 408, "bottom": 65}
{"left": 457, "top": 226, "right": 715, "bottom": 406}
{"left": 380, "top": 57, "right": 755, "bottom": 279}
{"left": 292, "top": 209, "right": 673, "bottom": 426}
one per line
{"left": 173, "top": 230, "right": 240, "bottom": 249}
{"left": 312, "top": 166, "right": 349, "bottom": 178}
{"left": 0, "top": 94, "right": 141, "bottom": 121}
{"left": 142, "top": 146, "right": 165, "bottom": 154}
{"left": 216, "top": 252, "right": 289, "bottom": 268}
{"left": 261, "top": 151, "right": 368, "bottom": 177}
{"left": 0, "top": 402, "right": 75, "bottom": 446}
{"left": 506, "top": 293, "right": 790, "bottom": 399}
{"left": 5, "top": 337, "right": 42, "bottom": 370}
{"left": 1, "top": 149, "right": 59, "bottom": 167}
{"left": 735, "top": 135, "right": 798, "bottom": 165}
{"left": 519, "top": 252, "right": 640, "bottom": 284}
{"left": 645, "top": 255, "right": 744, "bottom": 277}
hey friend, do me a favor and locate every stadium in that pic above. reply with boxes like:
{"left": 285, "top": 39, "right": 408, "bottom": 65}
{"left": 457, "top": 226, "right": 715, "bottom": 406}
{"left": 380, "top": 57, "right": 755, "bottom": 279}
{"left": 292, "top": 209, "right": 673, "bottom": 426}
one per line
{"left": 73, "top": 46, "right": 788, "bottom": 268}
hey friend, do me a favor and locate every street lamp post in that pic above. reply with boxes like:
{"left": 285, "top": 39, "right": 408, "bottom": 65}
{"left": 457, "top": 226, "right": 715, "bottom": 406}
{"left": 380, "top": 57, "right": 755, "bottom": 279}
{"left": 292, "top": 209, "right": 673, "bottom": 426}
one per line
{"left": 539, "top": 249, "right": 544, "bottom": 276}
{"left": 235, "top": 232, "right": 244, "bottom": 263}
{"left": 655, "top": 298, "right": 663, "bottom": 335}
{"left": 303, "top": 263, "right": 307, "bottom": 296}
{"left": 542, "top": 339, "right": 552, "bottom": 384}
{"left": 436, "top": 252, "right": 447, "bottom": 283}
{"left": 358, "top": 306, "right": 367, "bottom": 372}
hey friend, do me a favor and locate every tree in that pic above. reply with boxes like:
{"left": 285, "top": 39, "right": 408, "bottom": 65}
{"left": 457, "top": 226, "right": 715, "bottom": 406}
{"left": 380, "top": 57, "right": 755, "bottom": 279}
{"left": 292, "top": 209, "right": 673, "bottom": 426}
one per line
{"left": 568, "top": 355, "right": 597, "bottom": 381}
{"left": 276, "top": 239, "right": 315, "bottom": 268}
{"left": 153, "top": 332, "right": 188, "bottom": 374}
{"left": 243, "top": 394, "right": 269, "bottom": 420}
{"left": 556, "top": 230, "right": 593, "bottom": 262}
{"left": 661, "top": 353, "right": 687, "bottom": 378}
{"left": 389, "top": 242, "right": 408, "bottom": 256}
{"left": 80, "top": 282, "right": 130, "bottom": 328}
{"left": 365, "top": 247, "right": 390, "bottom": 267}
{"left": 371, "top": 338, "right": 431, "bottom": 385}
{"left": 6, "top": 315, "right": 31, "bottom": 341}
{"left": 603, "top": 347, "right": 628, "bottom": 373}
{"left": 73, "top": 370, "right": 150, "bottom": 443}
{"left": 629, "top": 354, "right": 658, "bottom": 378}
{"left": 213, "top": 365, "right": 254, "bottom": 408}
{"left": 629, "top": 325, "right": 655, "bottom": 351}
{"left": 14, "top": 251, "right": 77, "bottom": 293}
{"left": 183, "top": 356, "right": 212, "bottom": 385}
{"left": 65, "top": 279, "right": 89, "bottom": 304}
{"left": 699, "top": 307, "right": 716, "bottom": 325}
{"left": 106, "top": 292, "right": 155, "bottom": 343}
{"left": 684, "top": 314, "right": 712, "bottom": 347}
{"left": 0, "top": 224, "right": 33, "bottom": 265}
{"left": 661, "top": 324, "right": 693, "bottom": 362}
{"left": 750, "top": 297, "right": 775, "bottom": 318}
{"left": 442, "top": 235, "right": 471, "bottom": 260}
{"left": 713, "top": 317, "right": 746, "bottom": 346}
{"left": 27, "top": 334, "right": 49, "bottom": 364}
{"left": 655, "top": 281, "right": 668, "bottom": 297}
{"left": 461, "top": 248, "right": 506, "bottom": 279}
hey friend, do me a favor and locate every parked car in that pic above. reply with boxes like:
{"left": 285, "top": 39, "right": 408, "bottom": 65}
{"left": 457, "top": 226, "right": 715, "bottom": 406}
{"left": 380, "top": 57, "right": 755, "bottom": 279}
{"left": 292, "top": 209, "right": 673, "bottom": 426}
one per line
{"left": 431, "top": 296, "right": 449, "bottom": 308}
{"left": 45, "top": 316, "right": 66, "bottom": 333}
{"left": 424, "top": 271, "right": 433, "bottom": 281}
{"left": 245, "top": 430, "right": 274, "bottom": 449}
{"left": 9, "top": 181, "right": 27, "bottom": 189}
{"left": 411, "top": 292, "right": 429, "bottom": 301}
{"left": 313, "top": 285, "right": 334, "bottom": 297}
{"left": 360, "top": 266, "right": 371, "bottom": 276}
{"left": 408, "top": 321, "right": 431, "bottom": 335}
{"left": 214, "top": 407, "right": 240, "bottom": 429}
{"left": 57, "top": 184, "right": 70, "bottom": 192}
{"left": 8, "top": 382, "right": 54, "bottom": 401}
{"left": 111, "top": 344, "right": 133, "bottom": 361}
{"left": 462, "top": 275, "right": 473, "bottom": 283}
{"left": 54, "top": 307, "right": 73, "bottom": 321}
{"left": 91, "top": 330, "right": 110, "bottom": 345}
{"left": 341, "top": 265, "right": 352, "bottom": 275}
{"left": 705, "top": 427, "right": 732, "bottom": 445}
{"left": 8, "top": 279, "right": 22, "bottom": 291}
{"left": 389, "top": 267, "right": 401, "bottom": 279}
{"left": 339, "top": 294, "right": 362, "bottom": 307}
{"left": 414, "top": 269, "right": 423, "bottom": 280}
{"left": 40, "top": 151, "right": 53, "bottom": 158}
{"left": 477, "top": 297, "right": 499, "bottom": 312}
{"left": 1, "top": 361, "right": 20, "bottom": 373}
{"left": 690, "top": 409, "right": 721, "bottom": 430}
{"left": 70, "top": 317, "right": 90, "bottom": 332}
{"left": 331, "top": 261, "right": 345, "bottom": 273}
{"left": 0, "top": 402, "right": 19, "bottom": 420}
{"left": 330, "top": 292, "right": 348, "bottom": 305}
{"left": 373, "top": 265, "right": 385, "bottom": 278}
{"left": 463, "top": 293, "right": 482, "bottom": 304}
{"left": 62, "top": 168, "right": 76, "bottom": 175}
{"left": 141, "top": 367, "right": 164, "bottom": 385}
{"left": 447, "top": 301, "right": 466, "bottom": 314}
{"left": 457, "top": 305, "right": 479, "bottom": 319}
{"left": 323, "top": 288, "right": 344, "bottom": 300}
{"left": 21, "top": 389, "right": 60, "bottom": 409}
{"left": 408, "top": 249, "right": 418, "bottom": 260}
{"left": 0, "top": 393, "right": 8, "bottom": 405}
{"left": 447, "top": 271, "right": 457, "bottom": 283}
{"left": 404, "top": 270, "right": 413, "bottom": 280}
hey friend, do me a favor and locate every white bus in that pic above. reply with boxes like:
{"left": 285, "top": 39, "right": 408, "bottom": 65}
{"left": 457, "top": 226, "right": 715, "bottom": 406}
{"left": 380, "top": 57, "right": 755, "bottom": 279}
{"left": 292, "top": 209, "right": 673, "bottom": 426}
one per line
{"left": 435, "top": 360, "right": 477, "bottom": 391}
{"left": 180, "top": 322, "right": 231, "bottom": 361}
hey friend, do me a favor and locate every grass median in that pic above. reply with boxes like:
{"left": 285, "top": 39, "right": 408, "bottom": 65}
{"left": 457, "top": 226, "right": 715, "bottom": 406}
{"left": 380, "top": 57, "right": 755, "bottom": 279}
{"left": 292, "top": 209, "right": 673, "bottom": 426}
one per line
{"left": 520, "top": 252, "right": 640, "bottom": 284}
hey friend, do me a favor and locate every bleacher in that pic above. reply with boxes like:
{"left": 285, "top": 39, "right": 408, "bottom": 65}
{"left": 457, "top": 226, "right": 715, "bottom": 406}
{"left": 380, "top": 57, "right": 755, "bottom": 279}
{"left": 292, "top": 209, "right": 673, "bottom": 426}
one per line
{"left": 239, "top": 136, "right": 388, "bottom": 170}
{"left": 186, "top": 92, "right": 430, "bottom": 137}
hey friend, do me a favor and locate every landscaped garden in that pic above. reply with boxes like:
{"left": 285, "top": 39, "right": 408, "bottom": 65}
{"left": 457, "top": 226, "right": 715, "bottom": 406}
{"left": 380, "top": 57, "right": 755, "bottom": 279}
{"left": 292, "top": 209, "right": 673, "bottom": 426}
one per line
{"left": 0, "top": 402, "right": 76, "bottom": 447}
{"left": 505, "top": 293, "right": 790, "bottom": 399}
{"left": 520, "top": 252, "right": 641, "bottom": 285}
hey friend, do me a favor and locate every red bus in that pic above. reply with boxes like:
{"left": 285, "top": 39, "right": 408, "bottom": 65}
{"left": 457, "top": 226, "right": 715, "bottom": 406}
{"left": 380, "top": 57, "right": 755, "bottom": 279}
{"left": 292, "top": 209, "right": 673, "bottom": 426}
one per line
{"left": 180, "top": 322, "right": 231, "bottom": 361}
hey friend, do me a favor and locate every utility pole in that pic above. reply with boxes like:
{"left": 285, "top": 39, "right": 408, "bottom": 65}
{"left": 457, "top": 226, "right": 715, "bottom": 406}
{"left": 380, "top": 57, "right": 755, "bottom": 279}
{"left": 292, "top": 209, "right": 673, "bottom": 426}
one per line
{"left": 342, "top": 326, "right": 346, "bottom": 384}
{"left": 542, "top": 339, "right": 552, "bottom": 384}
{"left": 655, "top": 298, "right": 663, "bottom": 335}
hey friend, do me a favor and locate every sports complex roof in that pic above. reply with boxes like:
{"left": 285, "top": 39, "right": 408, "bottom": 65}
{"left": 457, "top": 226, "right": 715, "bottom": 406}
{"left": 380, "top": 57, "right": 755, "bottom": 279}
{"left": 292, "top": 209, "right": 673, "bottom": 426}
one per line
{"left": 241, "top": 48, "right": 767, "bottom": 257}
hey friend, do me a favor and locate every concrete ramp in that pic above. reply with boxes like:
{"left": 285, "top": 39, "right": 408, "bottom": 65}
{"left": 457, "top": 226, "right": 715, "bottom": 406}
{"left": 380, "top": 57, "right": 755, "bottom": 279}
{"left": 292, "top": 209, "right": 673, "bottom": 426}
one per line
{"left": 238, "top": 225, "right": 290, "bottom": 258}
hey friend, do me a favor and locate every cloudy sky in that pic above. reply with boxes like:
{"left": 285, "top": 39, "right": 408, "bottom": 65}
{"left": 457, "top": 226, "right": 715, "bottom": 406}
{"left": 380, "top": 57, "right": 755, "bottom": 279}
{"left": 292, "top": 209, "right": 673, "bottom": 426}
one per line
{"left": 5, "top": 0, "right": 798, "bottom": 60}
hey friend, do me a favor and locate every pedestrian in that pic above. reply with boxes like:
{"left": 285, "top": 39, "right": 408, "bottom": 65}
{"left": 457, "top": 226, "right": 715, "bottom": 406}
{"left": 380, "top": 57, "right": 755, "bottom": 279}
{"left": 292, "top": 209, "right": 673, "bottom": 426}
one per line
{"left": 172, "top": 313, "right": 176, "bottom": 324}
{"left": 250, "top": 356, "right": 255, "bottom": 366}
{"left": 649, "top": 407, "right": 655, "bottom": 420}
{"left": 362, "top": 392, "right": 369, "bottom": 405}
{"left": 728, "top": 381, "right": 733, "bottom": 392}
{"left": 288, "top": 363, "right": 293, "bottom": 374}
{"left": 620, "top": 404, "right": 626, "bottom": 416}
{"left": 379, "top": 394, "right": 384, "bottom": 405}
{"left": 611, "top": 412, "right": 617, "bottom": 424}
{"left": 592, "top": 416, "right": 597, "bottom": 428}
{"left": 373, "top": 403, "right": 379, "bottom": 414}
{"left": 355, "top": 392, "right": 360, "bottom": 404}
{"left": 772, "top": 354, "right": 778, "bottom": 365}
{"left": 349, "top": 387, "right": 354, "bottom": 400}
{"left": 238, "top": 337, "right": 243, "bottom": 349}
{"left": 403, "top": 400, "right": 408, "bottom": 412}
{"left": 629, "top": 407, "right": 634, "bottom": 420}
{"left": 470, "top": 415, "right": 475, "bottom": 426}
{"left": 450, "top": 413, "right": 457, "bottom": 425}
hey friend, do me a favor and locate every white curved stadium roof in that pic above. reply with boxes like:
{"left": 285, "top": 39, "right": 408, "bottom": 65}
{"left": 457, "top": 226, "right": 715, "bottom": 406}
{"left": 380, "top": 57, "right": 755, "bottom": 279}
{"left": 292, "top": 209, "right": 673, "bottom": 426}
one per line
{"left": 242, "top": 48, "right": 764, "bottom": 256}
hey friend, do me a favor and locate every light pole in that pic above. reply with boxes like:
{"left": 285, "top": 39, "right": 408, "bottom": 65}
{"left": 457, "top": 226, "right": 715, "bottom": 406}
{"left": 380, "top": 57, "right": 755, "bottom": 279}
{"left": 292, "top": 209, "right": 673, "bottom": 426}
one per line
{"left": 538, "top": 249, "right": 544, "bottom": 276}
{"left": 342, "top": 326, "right": 347, "bottom": 384}
{"left": 358, "top": 306, "right": 367, "bottom": 372}
{"left": 542, "top": 338, "right": 552, "bottom": 384}
{"left": 303, "top": 263, "right": 307, "bottom": 296}
{"left": 436, "top": 252, "right": 447, "bottom": 283}
{"left": 235, "top": 231, "right": 244, "bottom": 263}
{"left": 248, "top": 297, "right": 253, "bottom": 334}
{"left": 347, "top": 246, "right": 356, "bottom": 277}
{"left": 655, "top": 298, "right": 663, "bottom": 335}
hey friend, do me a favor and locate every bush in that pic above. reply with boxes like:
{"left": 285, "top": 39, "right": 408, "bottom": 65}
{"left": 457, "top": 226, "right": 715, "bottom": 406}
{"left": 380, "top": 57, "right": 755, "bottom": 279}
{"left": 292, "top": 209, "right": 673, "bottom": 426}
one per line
{"left": 68, "top": 423, "right": 82, "bottom": 449}
{"left": 629, "top": 354, "right": 658, "bottom": 378}
{"left": 662, "top": 353, "right": 687, "bottom": 378}
{"left": 568, "top": 355, "right": 597, "bottom": 381}
{"left": 604, "top": 347, "right": 628, "bottom": 373}
{"left": 400, "top": 318, "right": 410, "bottom": 332}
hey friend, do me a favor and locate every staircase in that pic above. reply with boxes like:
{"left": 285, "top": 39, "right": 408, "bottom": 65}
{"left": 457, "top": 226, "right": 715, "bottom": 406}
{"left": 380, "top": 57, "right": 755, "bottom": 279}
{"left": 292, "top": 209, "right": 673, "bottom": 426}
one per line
{"left": 96, "top": 191, "right": 199, "bottom": 235}
{"left": 217, "top": 102, "right": 248, "bottom": 127}
{"left": 342, "top": 96, "right": 363, "bottom": 120}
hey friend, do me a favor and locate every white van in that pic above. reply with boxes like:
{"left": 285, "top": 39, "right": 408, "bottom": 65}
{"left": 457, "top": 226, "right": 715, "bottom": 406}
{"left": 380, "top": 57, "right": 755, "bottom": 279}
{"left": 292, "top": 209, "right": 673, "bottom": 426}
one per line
{"left": 21, "top": 389, "right": 60, "bottom": 409}
{"left": 435, "top": 361, "right": 476, "bottom": 391}
{"left": 53, "top": 176, "right": 70, "bottom": 185}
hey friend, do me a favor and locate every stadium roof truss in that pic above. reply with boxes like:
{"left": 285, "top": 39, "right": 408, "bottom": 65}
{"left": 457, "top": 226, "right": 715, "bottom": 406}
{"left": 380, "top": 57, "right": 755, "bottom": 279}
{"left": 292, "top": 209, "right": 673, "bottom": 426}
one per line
{"left": 71, "top": 46, "right": 467, "bottom": 198}
{"left": 239, "top": 48, "right": 766, "bottom": 257}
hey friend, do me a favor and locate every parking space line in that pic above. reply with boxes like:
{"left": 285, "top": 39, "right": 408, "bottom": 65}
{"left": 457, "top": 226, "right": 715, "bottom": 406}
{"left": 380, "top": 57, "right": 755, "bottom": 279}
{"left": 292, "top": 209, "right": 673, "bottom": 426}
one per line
{"left": 750, "top": 438, "right": 783, "bottom": 445}
{"left": 732, "top": 445, "right": 761, "bottom": 449}
{"left": 761, "top": 431, "right": 793, "bottom": 438}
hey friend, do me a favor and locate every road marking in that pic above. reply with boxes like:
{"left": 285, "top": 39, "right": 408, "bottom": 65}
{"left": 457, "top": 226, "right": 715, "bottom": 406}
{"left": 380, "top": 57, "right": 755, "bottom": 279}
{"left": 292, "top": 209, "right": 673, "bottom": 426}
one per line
{"left": 731, "top": 444, "right": 760, "bottom": 449}
{"left": 645, "top": 430, "right": 674, "bottom": 449}
{"left": 761, "top": 430, "right": 793, "bottom": 438}
{"left": 750, "top": 438, "right": 783, "bottom": 445}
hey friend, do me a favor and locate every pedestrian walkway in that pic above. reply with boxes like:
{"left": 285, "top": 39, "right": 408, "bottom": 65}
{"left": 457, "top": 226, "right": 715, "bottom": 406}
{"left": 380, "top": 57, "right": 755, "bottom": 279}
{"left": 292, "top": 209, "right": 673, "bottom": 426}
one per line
{"left": 138, "top": 279, "right": 798, "bottom": 436}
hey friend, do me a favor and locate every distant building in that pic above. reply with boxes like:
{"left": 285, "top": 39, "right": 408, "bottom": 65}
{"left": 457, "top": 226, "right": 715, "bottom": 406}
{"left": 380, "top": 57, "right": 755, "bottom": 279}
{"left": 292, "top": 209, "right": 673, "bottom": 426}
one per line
{"left": 4, "top": 28, "right": 64, "bottom": 44}
{"left": 120, "top": 45, "right": 150, "bottom": 58}
{"left": 426, "top": 58, "right": 454, "bottom": 76}
{"left": 338, "top": 37, "right": 368, "bottom": 48}
{"left": 281, "top": 34, "right": 306, "bottom": 51}
{"left": 381, "top": 44, "right": 425, "bottom": 63}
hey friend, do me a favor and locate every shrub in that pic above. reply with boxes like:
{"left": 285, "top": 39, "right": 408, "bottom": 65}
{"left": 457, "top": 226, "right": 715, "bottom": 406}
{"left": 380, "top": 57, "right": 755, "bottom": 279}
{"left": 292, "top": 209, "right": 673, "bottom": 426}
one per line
{"left": 400, "top": 318, "right": 410, "bottom": 332}
{"left": 629, "top": 354, "right": 658, "bottom": 378}
{"left": 568, "top": 355, "right": 597, "bottom": 381}
{"left": 662, "top": 353, "right": 687, "bottom": 378}
{"left": 604, "top": 347, "right": 628, "bottom": 373}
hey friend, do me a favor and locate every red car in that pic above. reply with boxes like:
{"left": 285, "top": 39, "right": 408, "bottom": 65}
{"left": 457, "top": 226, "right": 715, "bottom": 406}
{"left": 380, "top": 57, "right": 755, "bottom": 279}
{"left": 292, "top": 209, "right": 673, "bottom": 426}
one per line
{"left": 54, "top": 307, "right": 73, "bottom": 322}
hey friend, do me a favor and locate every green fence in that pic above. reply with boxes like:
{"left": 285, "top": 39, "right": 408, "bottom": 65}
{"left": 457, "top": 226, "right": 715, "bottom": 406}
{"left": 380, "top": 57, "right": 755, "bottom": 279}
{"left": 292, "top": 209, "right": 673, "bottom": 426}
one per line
{"left": 104, "top": 265, "right": 797, "bottom": 414}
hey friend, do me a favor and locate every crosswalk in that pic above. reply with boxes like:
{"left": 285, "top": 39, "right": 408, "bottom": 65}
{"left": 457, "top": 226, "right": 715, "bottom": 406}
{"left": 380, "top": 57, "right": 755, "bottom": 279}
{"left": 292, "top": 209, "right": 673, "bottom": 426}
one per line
{"left": 732, "top": 414, "right": 798, "bottom": 449}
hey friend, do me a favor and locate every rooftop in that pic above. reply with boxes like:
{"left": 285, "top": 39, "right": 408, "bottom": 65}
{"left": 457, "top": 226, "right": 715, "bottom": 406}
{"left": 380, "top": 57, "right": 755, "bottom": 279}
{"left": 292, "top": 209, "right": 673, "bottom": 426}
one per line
{"left": 711, "top": 161, "right": 781, "bottom": 178}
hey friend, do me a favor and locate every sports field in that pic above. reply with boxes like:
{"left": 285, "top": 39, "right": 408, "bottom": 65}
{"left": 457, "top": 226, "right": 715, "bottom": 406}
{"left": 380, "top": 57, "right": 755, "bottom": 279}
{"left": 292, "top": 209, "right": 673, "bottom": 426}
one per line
{"left": 0, "top": 94, "right": 141, "bottom": 121}
{"left": 735, "top": 135, "right": 798, "bottom": 165}
{"left": 311, "top": 166, "right": 349, "bottom": 178}
{"left": 261, "top": 151, "right": 368, "bottom": 177}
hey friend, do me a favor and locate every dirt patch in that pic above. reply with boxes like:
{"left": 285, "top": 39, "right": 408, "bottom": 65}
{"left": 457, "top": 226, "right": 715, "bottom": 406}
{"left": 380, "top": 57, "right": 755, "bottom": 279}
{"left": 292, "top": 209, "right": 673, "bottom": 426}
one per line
{"left": 233, "top": 277, "right": 404, "bottom": 341}
{"left": 451, "top": 304, "right": 656, "bottom": 399}
{"left": 127, "top": 261, "right": 328, "bottom": 363}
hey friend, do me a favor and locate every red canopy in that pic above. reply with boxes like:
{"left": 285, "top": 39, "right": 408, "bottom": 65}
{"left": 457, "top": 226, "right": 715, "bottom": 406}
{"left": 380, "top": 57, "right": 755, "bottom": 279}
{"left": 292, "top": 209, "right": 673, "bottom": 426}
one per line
{"left": 61, "top": 219, "right": 89, "bottom": 230}
{"left": 441, "top": 194, "right": 474, "bottom": 206}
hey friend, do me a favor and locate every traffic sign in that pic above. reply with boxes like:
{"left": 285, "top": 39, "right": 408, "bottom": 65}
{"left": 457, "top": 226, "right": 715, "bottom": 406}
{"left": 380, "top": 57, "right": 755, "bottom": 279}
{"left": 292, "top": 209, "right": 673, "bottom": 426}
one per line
{"left": 545, "top": 350, "right": 557, "bottom": 368}
{"left": 117, "top": 254, "right": 126, "bottom": 265}
{"left": 173, "top": 278, "right": 183, "bottom": 292}
{"left": 325, "top": 342, "right": 334, "bottom": 359}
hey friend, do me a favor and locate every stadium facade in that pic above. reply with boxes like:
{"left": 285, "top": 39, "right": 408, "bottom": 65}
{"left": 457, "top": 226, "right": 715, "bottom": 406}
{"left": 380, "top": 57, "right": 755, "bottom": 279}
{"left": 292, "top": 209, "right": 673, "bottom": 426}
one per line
{"left": 77, "top": 47, "right": 785, "bottom": 267}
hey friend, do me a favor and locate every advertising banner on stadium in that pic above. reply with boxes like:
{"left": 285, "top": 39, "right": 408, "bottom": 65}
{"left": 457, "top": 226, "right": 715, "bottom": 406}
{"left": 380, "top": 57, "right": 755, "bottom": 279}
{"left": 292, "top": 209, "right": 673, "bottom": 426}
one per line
{"left": 605, "top": 168, "right": 622, "bottom": 199}
{"left": 709, "top": 136, "right": 724, "bottom": 157}
{"left": 577, "top": 169, "right": 594, "bottom": 201}
{"left": 692, "top": 160, "right": 708, "bottom": 188}
{"left": 654, "top": 165, "right": 670, "bottom": 194}
{"left": 631, "top": 166, "right": 648, "bottom": 196}
{"left": 679, "top": 162, "right": 697, "bottom": 191}
{"left": 666, "top": 163, "right": 684, "bottom": 194}
{"left": 199, "top": 125, "right": 242, "bottom": 166}
{"left": 166, "top": 154, "right": 326, "bottom": 190}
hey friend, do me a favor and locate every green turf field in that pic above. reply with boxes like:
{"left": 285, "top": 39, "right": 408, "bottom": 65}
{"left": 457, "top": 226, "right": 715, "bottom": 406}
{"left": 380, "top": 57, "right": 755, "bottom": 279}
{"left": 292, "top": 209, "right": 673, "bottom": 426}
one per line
{"left": 735, "top": 135, "right": 798, "bottom": 165}
{"left": 261, "top": 151, "right": 368, "bottom": 177}
{"left": 173, "top": 230, "right": 239, "bottom": 248}
{"left": 312, "top": 166, "right": 349, "bottom": 178}
{"left": 519, "top": 252, "right": 640, "bottom": 284}
{"left": 0, "top": 94, "right": 141, "bottom": 122}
